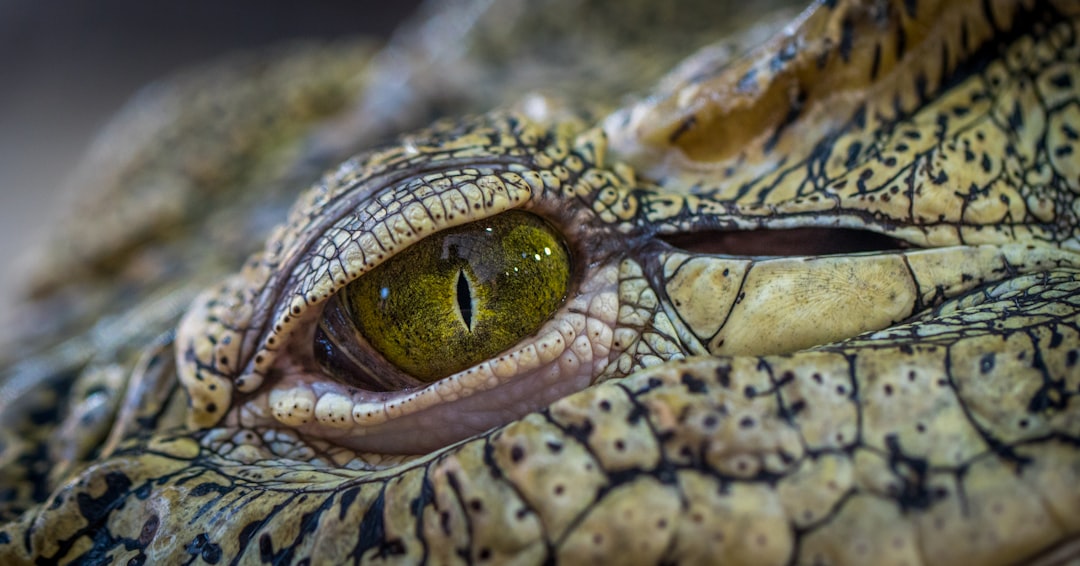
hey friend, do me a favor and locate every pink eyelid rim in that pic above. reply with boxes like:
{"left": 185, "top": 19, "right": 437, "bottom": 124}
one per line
{"left": 249, "top": 274, "right": 620, "bottom": 443}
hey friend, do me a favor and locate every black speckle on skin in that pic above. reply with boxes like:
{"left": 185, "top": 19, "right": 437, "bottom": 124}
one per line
{"left": 138, "top": 515, "right": 159, "bottom": 546}
{"left": 668, "top": 116, "right": 697, "bottom": 143}
{"left": 186, "top": 533, "right": 223, "bottom": 565}
{"left": 883, "top": 435, "right": 942, "bottom": 512}
{"left": 716, "top": 365, "right": 732, "bottom": 388}
{"left": 190, "top": 482, "right": 229, "bottom": 498}
{"left": 259, "top": 533, "right": 276, "bottom": 562}
{"left": 681, "top": 373, "right": 707, "bottom": 394}
{"left": 76, "top": 472, "right": 132, "bottom": 523}
{"left": 838, "top": 16, "right": 855, "bottom": 62}
{"left": 1049, "top": 72, "right": 1073, "bottom": 89}
{"left": 870, "top": 43, "right": 882, "bottom": 80}
{"left": 736, "top": 67, "right": 758, "bottom": 94}
{"left": 846, "top": 141, "right": 864, "bottom": 169}
{"left": 340, "top": 486, "right": 362, "bottom": 521}
{"left": 1028, "top": 379, "right": 1069, "bottom": 414}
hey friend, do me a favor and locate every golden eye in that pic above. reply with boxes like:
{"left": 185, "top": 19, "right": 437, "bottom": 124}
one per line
{"left": 320, "top": 211, "right": 571, "bottom": 383}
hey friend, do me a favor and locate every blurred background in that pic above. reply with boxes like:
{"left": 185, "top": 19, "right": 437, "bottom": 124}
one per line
{"left": 0, "top": 0, "right": 421, "bottom": 314}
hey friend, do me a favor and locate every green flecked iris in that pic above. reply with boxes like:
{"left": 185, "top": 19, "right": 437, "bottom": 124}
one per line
{"left": 345, "top": 211, "right": 571, "bottom": 382}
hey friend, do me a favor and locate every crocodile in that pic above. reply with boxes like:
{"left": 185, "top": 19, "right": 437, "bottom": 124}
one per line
{"left": 1, "top": 0, "right": 1079, "bottom": 563}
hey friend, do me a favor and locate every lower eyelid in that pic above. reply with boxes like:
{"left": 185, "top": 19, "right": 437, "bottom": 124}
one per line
{"left": 241, "top": 266, "right": 621, "bottom": 454}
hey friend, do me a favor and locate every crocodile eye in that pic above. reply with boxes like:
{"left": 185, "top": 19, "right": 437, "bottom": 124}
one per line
{"left": 318, "top": 210, "right": 571, "bottom": 384}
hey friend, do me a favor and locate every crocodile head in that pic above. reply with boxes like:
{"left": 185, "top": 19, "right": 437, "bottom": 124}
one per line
{"left": 2, "top": 0, "right": 1079, "bottom": 564}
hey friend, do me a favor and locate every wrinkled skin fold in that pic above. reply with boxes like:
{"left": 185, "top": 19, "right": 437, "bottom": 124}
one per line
{"left": 1, "top": 0, "right": 1080, "bottom": 564}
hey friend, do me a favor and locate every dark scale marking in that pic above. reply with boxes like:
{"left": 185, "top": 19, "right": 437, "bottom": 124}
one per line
{"left": 234, "top": 495, "right": 303, "bottom": 560}
{"left": 883, "top": 435, "right": 943, "bottom": 512}
{"left": 785, "top": 400, "right": 807, "bottom": 418}
{"left": 137, "top": 515, "right": 158, "bottom": 547}
{"left": 339, "top": 486, "right": 360, "bottom": 522}
{"left": 716, "top": 365, "right": 732, "bottom": 388}
{"left": 185, "top": 533, "right": 222, "bottom": 565}
{"left": 625, "top": 401, "right": 649, "bottom": 425}
{"left": 839, "top": 16, "right": 855, "bottom": 63}
{"left": 76, "top": 472, "right": 133, "bottom": 524}
{"left": 1050, "top": 71, "right": 1073, "bottom": 89}
{"left": 770, "top": 41, "right": 798, "bottom": 72}
{"left": 870, "top": 43, "right": 882, "bottom": 80}
{"left": 736, "top": 68, "right": 758, "bottom": 94}
{"left": 1028, "top": 378, "right": 1071, "bottom": 414}
{"left": 190, "top": 482, "right": 230, "bottom": 498}
{"left": 1062, "top": 123, "right": 1079, "bottom": 141}
{"left": 352, "top": 487, "right": 406, "bottom": 560}
{"left": 914, "top": 72, "right": 928, "bottom": 101}
{"left": 896, "top": 23, "right": 908, "bottom": 59}
{"left": 1007, "top": 101, "right": 1024, "bottom": 130}
{"left": 681, "top": 373, "right": 707, "bottom": 394}
{"left": 274, "top": 495, "right": 342, "bottom": 565}
{"left": 764, "top": 88, "right": 807, "bottom": 152}
{"left": 846, "top": 141, "right": 864, "bottom": 169}
{"left": 259, "top": 533, "right": 276, "bottom": 562}
{"left": 668, "top": 116, "right": 697, "bottom": 144}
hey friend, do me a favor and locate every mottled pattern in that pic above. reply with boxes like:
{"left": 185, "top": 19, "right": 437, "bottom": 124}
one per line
{"left": 1, "top": 0, "right": 1079, "bottom": 564}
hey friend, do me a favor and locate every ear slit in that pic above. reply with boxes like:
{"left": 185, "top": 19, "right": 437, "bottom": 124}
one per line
{"left": 660, "top": 227, "right": 911, "bottom": 257}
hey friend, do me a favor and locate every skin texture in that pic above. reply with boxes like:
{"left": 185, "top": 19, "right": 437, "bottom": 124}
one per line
{"left": 1, "top": 0, "right": 1079, "bottom": 564}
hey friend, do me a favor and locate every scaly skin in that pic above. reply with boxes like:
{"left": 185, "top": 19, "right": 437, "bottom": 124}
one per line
{"left": 1, "top": 0, "right": 1079, "bottom": 564}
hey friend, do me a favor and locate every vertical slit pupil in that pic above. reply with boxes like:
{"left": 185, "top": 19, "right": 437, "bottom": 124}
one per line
{"left": 456, "top": 269, "right": 473, "bottom": 330}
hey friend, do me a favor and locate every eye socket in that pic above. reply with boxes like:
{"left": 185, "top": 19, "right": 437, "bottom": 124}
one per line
{"left": 317, "top": 211, "right": 571, "bottom": 384}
